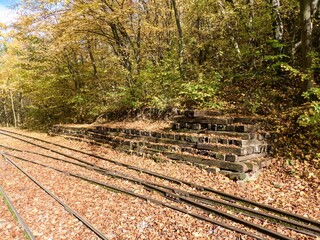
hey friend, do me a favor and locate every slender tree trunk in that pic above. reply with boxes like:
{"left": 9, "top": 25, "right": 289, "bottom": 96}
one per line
{"left": 9, "top": 90, "right": 17, "bottom": 127}
{"left": 17, "top": 91, "right": 23, "bottom": 125}
{"left": 171, "top": 0, "right": 185, "bottom": 79}
{"left": 87, "top": 39, "right": 103, "bottom": 89}
{"left": 2, "top": 93, "right": 9, "bottom": 127}
{"left": 218, "top": 0, "right": 241, "bottom": 60}
{"left": 271, "top": 0, "right": 284, "bottom": 45}
{"left": 300, "top": 0, "right": 312, "bottom": 95}
{"left": 248, "top": 0, "right": 254, "bottom": 30}
{"left": 88, "top": 42, "right": 98, "bottom": 78}
{"left": 300, "top": 0, "right": 312, "bottom": 72}
{"left": 312, "top": 0, "right": 319, "bottom": 17}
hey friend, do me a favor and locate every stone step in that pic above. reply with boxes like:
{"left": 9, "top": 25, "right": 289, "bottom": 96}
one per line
{"left": 54, "top": 126, "right": 268, "bottom": 161}
{"left": 172, "top": 121, "right": 257, "bottom": 133}
{"left": 88, "top": 132, "right": 241, "bottom": 160}
{"left": 89, "top": 130, "right": 268, "bottom": 156}
{"left": 141, "top": 147, "right": 271, "bottom": 180}
{"left": 130, "top": 148, "right": 270, "bottom": 175}
{"left": 51, "top": 125, "right": 268, "bottom": 160}
{"left": 88, "top": 132, "right": 189, "bottom": 153}
{"left": 175, "top": 129, "right": 262, "bottom": 140}
{"left": 50, "top": 124, "right": 271, "bottom": 180}
{"left": 94, "top": 125, "right": 264, "bottom": 141}
{"left": 180, "top": 111, "right": 263, "bottom": 124}
{"left": 92, "top": 130, "right": 196, "bottom": 148}
{"left": 160, "top": 151, "right": 249, "bottom": 172}
{"left": 50, "top": 130, "right": 270, "bottom": 176}
{"left": 180, "top": 147, "right": 268, "bottom": 162}
{"left": 196, "top": 143, "right": 269, "bottom": 156}
{"left": 92, "top": 126, "right": 267, "bottom": 147}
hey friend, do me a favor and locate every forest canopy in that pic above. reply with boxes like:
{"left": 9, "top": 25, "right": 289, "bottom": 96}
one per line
{"left": 0, "top": 0, "right": 319, "bottom": 134}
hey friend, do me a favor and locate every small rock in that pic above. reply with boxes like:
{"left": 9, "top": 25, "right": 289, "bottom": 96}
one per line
{"left": 137, "top": 220, "right": 148, "bottom": 232}
{"left": 0, "top": 219, "right": 7, "bottom": 228}
{"left": 273, "top": 182, "right": 284, "bottom": 188}
{"left": 193, "top": 232, "right": 204, "bottom": 237}
{"left": 106, "top": 233, "right": 117, "bottom": 239}
{"left": 206, "top": 167, "right": 220, "bottom": 174}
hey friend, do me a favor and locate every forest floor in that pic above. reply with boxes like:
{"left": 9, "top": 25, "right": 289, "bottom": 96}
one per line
{"left": 0, "top": 126, "right": 319, "bottom": 239}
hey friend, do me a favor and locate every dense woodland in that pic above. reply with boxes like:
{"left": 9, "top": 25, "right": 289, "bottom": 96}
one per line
{"left": 0, "top": 0, "right": 319, "bottom": 162}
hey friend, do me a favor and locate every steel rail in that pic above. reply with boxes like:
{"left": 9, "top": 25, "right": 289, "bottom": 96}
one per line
{"left": 2, "top": 153, "right": 266, "bottom": 240}
{"left": 0, "top": 128, "right": 319, "bottom": 229}
{"left": 0, "top": 184, "right": 36, "bottom": 240}
{"left": 1, "top": 144, "right": 319, "bottom": 237}
{"left": 14, "top": 154, "right": 295, "bottom": 239}
{"left": 0, "top": 154, "right": 109, "bottom": 240}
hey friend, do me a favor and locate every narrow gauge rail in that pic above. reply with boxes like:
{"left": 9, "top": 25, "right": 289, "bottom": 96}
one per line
{"left": 1, "top": 138, "right": 319, "bottom": 239}
{"left": 0, "top": 184, "right": 36, "bottom": 240}
{"left": 0, "top": 153, "right": 109, "bottom": 240}
{"left": 1, "top": 145, "right": 320, "bottom": 239}
{"left": 0, "top": 129, "right": 319, "bottom": 227}
{"left": 0, "top": 129, "right": 319, "bottom": 239}
{"left": 1, "top": 153, "right": 277, "bottom": 240}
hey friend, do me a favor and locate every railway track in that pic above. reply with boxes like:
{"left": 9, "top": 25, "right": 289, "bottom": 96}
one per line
{"left": 0, "top": 128, "right": 319, "bottom": 239}
{"left": 1, "top": 145, "right": 319, "bottom": 238}
{"left": 0, "top": 153, "right": 110, "bottom": 240}
{"left": 0, "top": 185, "right": 35, "bottom": 240}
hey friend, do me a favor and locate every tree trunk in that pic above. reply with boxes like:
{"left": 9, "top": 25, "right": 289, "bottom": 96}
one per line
{"left": 2, "top": 91, "right": 9, "bottom": 127}
{"left": 10, "top": 90, "right": 17, "bottom": 127}
{"left": 300, "top": 0, "right": 312, "bottom": 71}
{"left": 171, "top": 0, "right": 185, "bottom": 79}
{"left": 272, "top": 0, "right": 284, "bottom": 44}
{"left": 248, "top": 0, "right": 254, "bottom": 30}
{"left": 87, "top": 39, "right": 103, "bottom": 89}
{"left": 218, "top": 0, "right": 241, "bottom": 60}
{"left": 299, "top": 0, "right": 320, "bottom": 97}
{"left": 17, "top": 91, "right": 23, "bottom": 125}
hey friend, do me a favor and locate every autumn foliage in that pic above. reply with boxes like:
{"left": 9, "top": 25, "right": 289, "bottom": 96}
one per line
{"left": 0, "top": 0, "right": 319, "bottom": 163}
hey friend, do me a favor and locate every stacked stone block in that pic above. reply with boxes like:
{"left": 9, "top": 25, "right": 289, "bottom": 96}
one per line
{"left": 50, "top": 111, "right": 271, "bottom": 180}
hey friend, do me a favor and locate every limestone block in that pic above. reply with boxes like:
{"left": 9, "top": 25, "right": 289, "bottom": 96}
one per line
{"left": 167, "top": 133, "right": 175, "bottom": 139}
{"left": 141, "top": 131, "right": 150, "bottom": 136}
{"left": 172, "top": 123, "right": 180, "bottom": 130}
{"left": 217, "top": 125, "right": 226, "bottom": 131}
{"left": 208, "top": 137, "right": 218, "bottom": 144}
{"left": 219, "top": 170, "right": 247, "bottom": 180}
{"left": 227, "top": 125, "right": 235, "bottom": 131}
{"left": 192, "top": 123, "right": 202, "bottom": 130}
{"left": 180, "top": 122, "right": 187, "bottom": 128}
{"left": 163, "top": 152, "right": 248, "bottom": 172}
{"left": 190, "top": 136, "right": 200, "bottom": 143}
{"left": 244, "top": 161, "right": 260, "bottom": 172}
{"left": 205, "top": 167, "right": 220, "bottom": 174}
{"left": 225, "top": 154, "right": 238, "bottom": 162}
{"left": 211, "top": 124, "right": 218, "bottom": 131}
{"left": 215, "top": 153, "right": 226, "bottom": 161}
